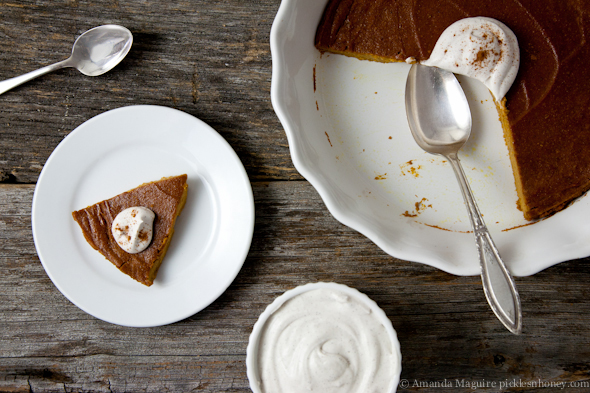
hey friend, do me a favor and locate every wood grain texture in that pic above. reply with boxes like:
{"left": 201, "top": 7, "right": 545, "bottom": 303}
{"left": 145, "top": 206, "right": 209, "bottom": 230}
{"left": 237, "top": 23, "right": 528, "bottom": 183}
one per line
{"left": 2, "top": 184, "right": 590, "bottom": 392}
{"left": 0, "top": 0, "right": 299, "bottom": 184}
{"left": 1, "top": 1, "right": 590, "bottom": 392}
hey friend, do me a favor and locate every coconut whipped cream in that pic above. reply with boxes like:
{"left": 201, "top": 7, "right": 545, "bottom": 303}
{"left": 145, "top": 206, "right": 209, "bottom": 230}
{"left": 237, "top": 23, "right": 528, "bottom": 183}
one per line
{"left": 111, "top": 207, "right": 155, "bottom": 254}
{"left": 256, "top": 288, "right": 397, "bottom": 393}
{"left": 421, "top": 17, "right": 519, "bottom": 101}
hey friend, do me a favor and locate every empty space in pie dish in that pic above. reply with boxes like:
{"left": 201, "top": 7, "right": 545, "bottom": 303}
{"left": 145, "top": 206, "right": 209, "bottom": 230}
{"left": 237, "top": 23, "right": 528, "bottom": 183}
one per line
{"left": 316, "top": 54, "right": 523, "bottom": 232}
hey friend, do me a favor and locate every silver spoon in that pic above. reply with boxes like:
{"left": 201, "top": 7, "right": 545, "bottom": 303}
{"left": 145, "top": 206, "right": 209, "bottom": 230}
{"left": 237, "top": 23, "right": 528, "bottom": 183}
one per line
{"left": 405, "top": 63, "right": 522, "bottom": 334}
{"left": 0, "top": 25, "right": 133, "bottom": 95}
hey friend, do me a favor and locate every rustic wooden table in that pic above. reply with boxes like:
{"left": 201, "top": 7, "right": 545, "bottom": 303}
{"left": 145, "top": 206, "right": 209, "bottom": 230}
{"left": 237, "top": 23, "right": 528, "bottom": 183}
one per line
{"left": 1, "top": 1, "right": 590, "bottom": 392}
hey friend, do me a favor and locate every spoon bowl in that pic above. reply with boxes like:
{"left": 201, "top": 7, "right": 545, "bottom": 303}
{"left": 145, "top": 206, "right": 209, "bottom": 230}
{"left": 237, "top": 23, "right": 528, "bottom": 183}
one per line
{"left": 68, "top": 25, "right": 133, "bottom": 76}
{"left": 0, "top": 25, "right": 133, "bottom": 95}
{"left": 406, "top": 64, "right": 472, "bottom": 154}
{"left": 405, "top": 63, "right": 522, "bottom": 334}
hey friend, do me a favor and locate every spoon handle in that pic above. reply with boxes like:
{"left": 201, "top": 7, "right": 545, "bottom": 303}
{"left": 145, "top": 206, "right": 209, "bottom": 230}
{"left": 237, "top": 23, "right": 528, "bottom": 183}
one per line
{"left": 0, "top": 59, "right": 71, "bottom": 95}
{"left": 447, "top": 153, "right": 522, "bottom": 334}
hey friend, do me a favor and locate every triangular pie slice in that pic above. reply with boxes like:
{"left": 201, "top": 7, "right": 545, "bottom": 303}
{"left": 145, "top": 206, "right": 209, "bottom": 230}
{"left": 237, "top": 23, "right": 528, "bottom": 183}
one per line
{"left": 72, "top": 174, "right": 188, "bottom": 286}
{"left": 315, "top": 0, "right": 590, "bottom": 220}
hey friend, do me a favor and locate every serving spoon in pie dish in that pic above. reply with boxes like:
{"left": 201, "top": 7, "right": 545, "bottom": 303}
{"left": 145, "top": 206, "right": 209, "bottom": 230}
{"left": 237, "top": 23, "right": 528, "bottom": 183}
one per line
{"left": 405, "top": 63, "right": 522, "bottom": 334}
{"left": 0, "top": 25, "right": 132, "bottom": 95}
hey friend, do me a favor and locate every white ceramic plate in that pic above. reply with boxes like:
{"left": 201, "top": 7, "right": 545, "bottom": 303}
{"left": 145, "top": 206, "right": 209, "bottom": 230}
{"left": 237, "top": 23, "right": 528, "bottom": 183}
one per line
{"left": 32, "top": 105, "right": 254, "bottom": 327}
{"left": 270, "top": 0, "right": 590, "bottom": 276}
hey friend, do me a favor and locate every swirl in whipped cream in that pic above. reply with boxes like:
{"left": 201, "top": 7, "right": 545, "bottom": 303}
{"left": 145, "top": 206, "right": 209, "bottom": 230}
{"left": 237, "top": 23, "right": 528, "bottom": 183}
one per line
{"left": 257, "top": 288, "right": 397, "bottom": 393}
{"left": 111, "top": 207, "right": 155, "bottom": 254}
{"left": 421, "top": 17, "right": 519, "bottom": 101}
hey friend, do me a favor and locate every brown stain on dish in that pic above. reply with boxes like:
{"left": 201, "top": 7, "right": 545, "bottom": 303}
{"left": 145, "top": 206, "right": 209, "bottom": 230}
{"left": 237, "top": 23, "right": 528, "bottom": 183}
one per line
{"left": 375, "top": 173, "right": 387, "bottom": 180}
{"left": 423, "top": 223, "right": 454, "bottom": 232}
{"left": 325, "top": 131, "right": 333, "bottom": 147}
{"left": 502, "top": 218, "right": 544, "bottom": 231}
{"left": 414, "top": 197, "right": 431, "bottom": 214}
{"left": 416, "top": 198, "right": 430, "bottom": 210}
{"left": 400, "top": 160, "right": 422, "bottom": 177}
{"left": 418, "top": 221, "right": 473, "bottom": 234}
{"left": 313, "top": 65, "right": 317, "bottom": 92}
{"left": 401, "top": 197, "right": 432, "bottom": 218}
{"left": 400, "top": 196, "right": 475, "bottom": 233}
{"left": 414, "top": 217, "right": 541, "bottom": 234}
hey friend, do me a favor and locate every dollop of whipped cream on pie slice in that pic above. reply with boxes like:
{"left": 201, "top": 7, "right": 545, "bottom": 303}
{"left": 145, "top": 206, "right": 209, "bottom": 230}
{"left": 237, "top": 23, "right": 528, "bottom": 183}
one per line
{"left": 421, "top": 17, "right": 519, "bottom": 101}
{"left": 111, "top": 207, "right": 155, "bottom": 254}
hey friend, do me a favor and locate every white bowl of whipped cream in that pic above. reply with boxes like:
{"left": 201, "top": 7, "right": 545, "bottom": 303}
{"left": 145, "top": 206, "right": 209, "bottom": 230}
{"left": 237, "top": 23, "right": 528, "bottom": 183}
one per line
{"left": 246, "top": 282, "right": 402, "bottom": 393}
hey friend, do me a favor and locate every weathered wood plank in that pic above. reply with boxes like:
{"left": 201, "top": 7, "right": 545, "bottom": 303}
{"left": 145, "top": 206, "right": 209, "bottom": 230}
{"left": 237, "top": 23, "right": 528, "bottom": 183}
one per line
{"left": 1, "top": 183, "right": 590, "bottom": 392}
{"left": 0, "top": 0, "right": 300, "bottom": 184}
